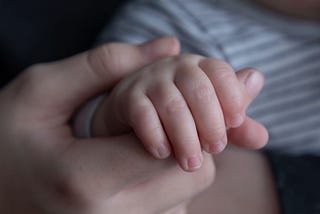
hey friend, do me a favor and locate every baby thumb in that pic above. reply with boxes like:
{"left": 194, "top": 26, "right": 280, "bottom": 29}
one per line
{"left": 228, "top": 69, "right": 268, "bottom": 149}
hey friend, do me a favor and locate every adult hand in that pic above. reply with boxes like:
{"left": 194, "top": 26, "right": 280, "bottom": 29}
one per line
{"left": 0, "top": 37, "right": 215, "bottom": 214}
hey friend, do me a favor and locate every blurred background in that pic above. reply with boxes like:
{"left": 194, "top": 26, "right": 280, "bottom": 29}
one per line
{"left": 0, "top": 0, "right": 127, "bottom": 87}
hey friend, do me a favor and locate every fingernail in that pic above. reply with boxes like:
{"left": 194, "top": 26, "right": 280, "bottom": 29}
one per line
{"left": 156, "top": 144, "right": 170, "bottom": 159}
{"left": 244, "top": 71, "right": 264, "bottom": 98}
{"left": 186, "top": 155, "right": 202, "bottom": 171}
{"left": 228, "top": 113, "right": 244, "bottom": 128}
{"left": 209, "top": 140, "right": 226, "bottom": 154}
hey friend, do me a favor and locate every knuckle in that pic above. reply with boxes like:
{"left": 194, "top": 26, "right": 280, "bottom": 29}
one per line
{"left": 201, "top": 58, "right": 234, "bottom": 79}
{"left": 214, "top": 67, "right": 234, "bottom": 82}
{"left": 128, "top": 97, "right": 153, "bottom": 126}
{"left": 174, "top": 64, "right": 201, "bottom": 86}
{"left": 88, "top": 43, "right": 121, "bottom": 81}
{"left": 154, "top": 81, "right": 187, "bottom": 115}
{"left": 165, "top": 96, "right": 186, "bottom": 115}
{"left": 192, "top": 84, "right": 214, "bottom": 103}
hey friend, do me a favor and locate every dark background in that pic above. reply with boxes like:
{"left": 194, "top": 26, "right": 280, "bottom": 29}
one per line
{"left": 0, "top": 0, "right": 127, "bottom": 87}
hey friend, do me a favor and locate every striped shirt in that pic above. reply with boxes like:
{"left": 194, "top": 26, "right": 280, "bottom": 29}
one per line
{"left": 97, "top": 0, "right": 320, "bottom": 155}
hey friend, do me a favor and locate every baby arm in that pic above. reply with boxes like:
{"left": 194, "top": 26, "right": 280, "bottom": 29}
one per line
{"left": 92, "top": 54, "right": 267, "bottom": 172}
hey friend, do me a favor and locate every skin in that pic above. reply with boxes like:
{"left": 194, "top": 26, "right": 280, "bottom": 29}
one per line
{"left": 0, "top": 37, "right": 216, "bottom": 214}
{"left": 92, "top": 43, "right": 268, "bottom": 172}
{"left": 254, "top": 0, "right": 320, "bottom": 20}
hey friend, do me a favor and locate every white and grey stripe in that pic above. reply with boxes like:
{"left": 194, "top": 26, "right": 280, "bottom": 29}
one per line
{"left": 97, "top": 0, "right": 320, "bottom": 155}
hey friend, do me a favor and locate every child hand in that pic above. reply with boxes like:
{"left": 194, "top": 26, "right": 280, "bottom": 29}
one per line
{"left": 92, "top": 54, "right": 265, "bottom": 171}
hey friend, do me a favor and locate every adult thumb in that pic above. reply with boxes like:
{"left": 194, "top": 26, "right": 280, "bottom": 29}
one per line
{"left": 19, "top": 36, "right": 180, "bottom": 113}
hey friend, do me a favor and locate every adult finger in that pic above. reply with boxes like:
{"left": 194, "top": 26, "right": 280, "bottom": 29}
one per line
{"left": 101, "top": 153, "right": 215, "bottom": 214}
{"left": 227, "top": 116, "right": 269, "bottom": 149}
{"left": 230, "top": 68, "right": 267, "bottom": 149}
{"left": 60, "top": 134, "right": 176, "bottom": 200}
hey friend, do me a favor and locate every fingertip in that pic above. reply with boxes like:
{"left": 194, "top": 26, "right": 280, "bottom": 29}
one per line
{"left": 152, "top": 144, "right": 171, "bottom": 159}
{"left": 166, "top": 36, "right": 181, "bottom": 55}
{"left": 203, "top": 135, "right": 227, "bottom": 154}
{"left": 209, "top": 142, "right": 227, "bottom": 154}
{"left": 226, "top": 113, "right": 245, "bottom": 128}
{"left": 245, "top": 121, "right": 269, "bottom": 150}
{"left": 179, "top": 153, "right": 203, "bottom": 172}
{"left": 228, "top": 117, "right": 269, "bottom": 150}
{"left": 251, "top": 124, "right": 269, "bottom": 149}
